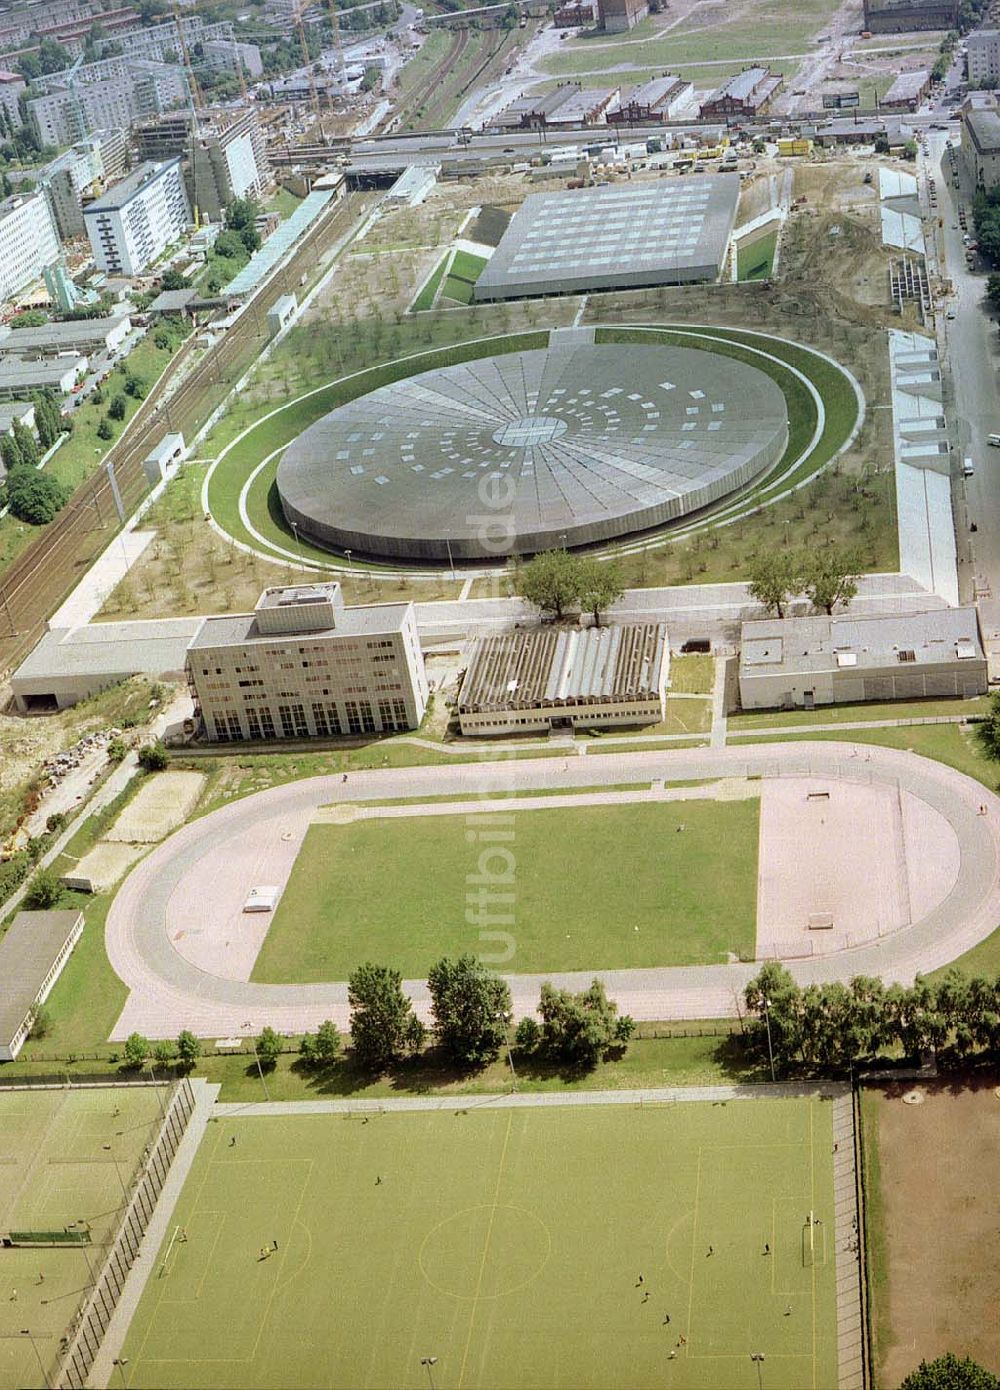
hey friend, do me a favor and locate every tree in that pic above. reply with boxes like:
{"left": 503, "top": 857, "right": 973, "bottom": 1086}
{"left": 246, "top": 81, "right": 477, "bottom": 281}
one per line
{"left": 256, "top": 1026, "right": 282, "bottom": 1070}
{"left": 314, "top": 1018, "right": 340, "bottom": 1064}
{"left": 153, "top": 1040, "right": 175, "bottom": 1064}
{"left": 577, "top": 557, "right": 625, "bottom": 627}
{"left": 5, "top": 466, "right": 69, "bottom": 523}
{"left": 123, "top": 373, "right": 146, "bottom": 400}
{"left": 514, "top": 1016, "right": 541, "bottom": 1052}
{"left": 213, "top": 229, "right": 246, "bottom": 260}
{"left": 802, "top": 548, "right": 860, "bottom": 615}
{"left": 537, "top": 979, "right": 632, "bottom": 1069}
{"left": 899, "top": 1353, "right": 1000, "bottom": 1390}
{"left": 160, "top": 268, "right": 189, "bottom": 291}
{"left": 97, "top": 417, "right": 114, "bottom": 441}
{"left": 24, "top": 867, "right": 62, "bottom": 909}
{"left": 32, "top": 391, "right": 62, "bottom": 450}
{"left": 0, "top": 431, "right": 22, "bottom": 474}
{"left": 746, "top": 552, "right": 802, "bottom": 618}
{"left": 12, "top": 419, "right": 36, "bottom": 468}
{"left": 348, "top": 962, "right": 424, "bottom": 1072}
{"left": 514, "top": 549, "right": 582, "bottom": 619}
{"left": 239, "top": 225, "right": 261, "bottom": 256}
{"left": 123, "top": 1032, "right": 150, "bottom": 1068}
{"left": 988, "top": 271, "right": 1000, "bottom": 307}
{"left": 225, "top": 195, "right": 260, "bottom": 231}
{"left": 108, "top": 394, "right": 127, "bottom": 421}
{"left": 176, "top": 1029, "right": 202, "bottom": 1069}
{"left": 29, "top": 1004, "right": 52, "bottom": 1039}
{"left": 427, "top": 954, "right": 512, "bottom": 1067}
{"left": 138, "top": 741, "right": 169, "bottom": 771}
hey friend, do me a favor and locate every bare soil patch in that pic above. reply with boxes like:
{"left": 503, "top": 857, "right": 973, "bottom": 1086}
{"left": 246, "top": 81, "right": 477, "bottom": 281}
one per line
{"left": 866, "top": 1080, "right": 1000, "bottom": 1386}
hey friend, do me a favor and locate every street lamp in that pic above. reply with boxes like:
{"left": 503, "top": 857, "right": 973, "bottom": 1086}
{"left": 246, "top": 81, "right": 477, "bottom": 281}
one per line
{"left": 112, "top": 1356, "right": 130, "bottom": 1389}
{"left": 289, "top": 520, "right": 305, "bottom": 567}
{"left": 21, "top": 1329, "right": 50, "bottom": 1389}
{"left": 762, "top": 996, "right": 776, "bottom": 1084}
{"left": 750, "top": 1352, "right": 765, "bottom": 1390}
{"left": 497, "top": 1010, "right": 517, "bottom": 1092}
{"left": 242, "top": 1021, "right": 270, "bottom": 1101}
{"left": 344, "top": 548, "right": 352, "bottom": 573}
{"left": 420, "top": 1356, "right": 438, "bottom": 1390}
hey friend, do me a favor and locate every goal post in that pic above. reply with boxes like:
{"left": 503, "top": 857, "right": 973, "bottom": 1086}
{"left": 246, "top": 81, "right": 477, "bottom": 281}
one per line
{"left": 159, "top": 1224, "right": 182, "bottom": 1278}
{"left": 802, "top": 1211, "right": 815, "bottom": 1267}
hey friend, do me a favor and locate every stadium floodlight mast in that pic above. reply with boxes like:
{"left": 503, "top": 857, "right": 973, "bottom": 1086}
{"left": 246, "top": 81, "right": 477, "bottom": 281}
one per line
{"left": 420, "top": 1355, "right": 439, "bottom": 1389}
{"left": 242, "top": 1021, "right": 271, "bottom": 1101}
{"left": 112, "top": 1356, "right": 129, "bottom": 1389}
{"left": 762, "top": 997, "right": 776, "bottom": 1084}
{"left": 497, "top": 1009, "right": 517, "bottom": 1092}
{"left": 21, "top": 1329, "right": 50, "bottom": 1389}
{"left": 750, "top": 1352, "right": 765, "bottom": 1390}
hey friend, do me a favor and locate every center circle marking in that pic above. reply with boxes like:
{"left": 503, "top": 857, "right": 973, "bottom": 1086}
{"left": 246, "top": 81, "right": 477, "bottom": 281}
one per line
{"left": 418, "top": 1203, "right": 552, "bottom": 1299}
{"left": 492, "top": 415, "right": 568, "bottom": 448}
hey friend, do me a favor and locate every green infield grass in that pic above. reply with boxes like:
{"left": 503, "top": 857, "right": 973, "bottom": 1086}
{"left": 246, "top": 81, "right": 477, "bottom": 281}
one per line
{"left": 0, "top": 1087, "right": 169, "bottom": 1390}
{"left": 250, "top": 798, "right": 759, "bottom": 981}
{"left": 119, "top": 1097, "right": 839, "bottom": 1389}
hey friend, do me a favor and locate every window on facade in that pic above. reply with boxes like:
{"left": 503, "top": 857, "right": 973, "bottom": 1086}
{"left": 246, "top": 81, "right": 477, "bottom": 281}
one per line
{"left": 312, "top": 703, "right": 329, "bottom": 736}
{"left": 359, "top": 700, "right": 376, "bottom": 733}
{"left": 278, "top": 704, "right": 295, "bottom": 738}
{"left": 246, "top": 709, "right": 262, "bottom": 740}
{"left": 345, "top": 700, "right": 362, "bottom": 735}
{"left": 226, "top": 712, "right": 243, "bottom": 740}
{"left": 213, "top": 716, "right": 230, "bottom": 742}
{"left": 259, "top": 709, "right": 276, "bottom": 739}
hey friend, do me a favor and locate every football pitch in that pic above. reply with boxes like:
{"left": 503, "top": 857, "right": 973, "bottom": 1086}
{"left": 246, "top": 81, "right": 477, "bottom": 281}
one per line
{"left": 250, "top": 800, "right": 761, "bottom": 981}
{"left": 119, "top": 1097, "right": 839, "bottom": 1389}
{"left": 0, "top": 1086, "right": 168, "bottom": 1390}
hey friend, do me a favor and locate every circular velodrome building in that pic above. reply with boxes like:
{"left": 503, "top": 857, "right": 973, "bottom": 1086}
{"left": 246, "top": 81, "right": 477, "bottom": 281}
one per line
{"left": 276, "top": 342, "right": 789, "bottom": 563}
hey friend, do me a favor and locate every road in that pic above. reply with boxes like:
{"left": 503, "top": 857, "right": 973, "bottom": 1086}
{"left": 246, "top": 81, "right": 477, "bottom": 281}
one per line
{"left": 104, "top": 739, "right": 1000, "bottom": 1041}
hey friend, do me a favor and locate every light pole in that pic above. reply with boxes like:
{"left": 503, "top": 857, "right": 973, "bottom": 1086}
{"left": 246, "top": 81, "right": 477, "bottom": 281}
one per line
{"left": 750, "top": 1352, "right": 765, "bottom": 1390}
{"left": 498, "top": 1010, "right": 517, "bottom": 1092}
{"left": 420, "top": 1355, "right": 438, "bottom": 1390}
{"left": 344, "top": 548, "right": 352, "bottom": 574}
{"left": 762, "top": 996, "right": 776, "bottom": 1084}
{"left": 242, "top": 1021, "right": 270, "bottom": 1101}
{"left": 112, "top": 1356, "right": 130, "bottom": 1389}
{"left": 290, "top": 520, "right": 305, "bottom": 567}
{"left": 21, "top": 1329, "right": 50, "bottom": 1389}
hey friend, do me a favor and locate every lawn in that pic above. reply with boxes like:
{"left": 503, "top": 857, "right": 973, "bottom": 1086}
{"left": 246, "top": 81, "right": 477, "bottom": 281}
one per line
{"left": 250, "top": 798, "right": 760, "bottom": 982}
{"left": 728, "top": 695, "right": 991, "bottom": 732}
{"left": 118, "top": 1097, "right": 838, "bottom": 1389}
{"left": 0, "top": 1087, "right": 168, "bottom": 1390}
{"left": 411, "top": 252, "right": 450, "bottom": 311}
{"left": 737, "top": 228, "right": 778, "bottom": 282}
{"left": 440, "top": 250, "right": 489, "bottom": 306}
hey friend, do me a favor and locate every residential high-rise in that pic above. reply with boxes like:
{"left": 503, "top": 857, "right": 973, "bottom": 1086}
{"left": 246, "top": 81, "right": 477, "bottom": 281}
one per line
{"left": 0, "top": 191, "right": 60, "bottom": 303}
{"left": 83, "top": 158, "right": 192, "bottom": 276}
{"left": 135, "top": 108, "right": 270, "bottom": 222}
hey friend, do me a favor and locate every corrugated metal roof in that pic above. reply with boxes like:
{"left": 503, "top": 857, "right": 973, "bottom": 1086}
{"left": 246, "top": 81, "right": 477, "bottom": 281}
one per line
{"left": 0, "top": 911, "right": 83, "bottom": 1044}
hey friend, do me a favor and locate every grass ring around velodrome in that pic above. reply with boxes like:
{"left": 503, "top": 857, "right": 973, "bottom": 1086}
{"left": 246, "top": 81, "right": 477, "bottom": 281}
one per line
{"left": 202, "top": 324, "right": 864, "bottom": 579}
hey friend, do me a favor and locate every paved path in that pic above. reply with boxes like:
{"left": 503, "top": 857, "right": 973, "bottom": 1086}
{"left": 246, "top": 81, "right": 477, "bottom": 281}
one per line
{"left": 104, "top": 741, "right": 1000, "bottom": 1040}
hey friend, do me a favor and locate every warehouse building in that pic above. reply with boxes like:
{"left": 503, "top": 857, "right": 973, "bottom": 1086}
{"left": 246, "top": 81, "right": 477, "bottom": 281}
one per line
{"left": 597, "top": 0, "right": 647, "bottom": 32}
{"left": 10, "top": 618, "right": 201, "bottom": 711}
{"left": 700, "top": 67, "right": 783, "bottom": 119}
{"left": 475, "top": 175, "right": 739, "bottom": 300}
{"left": 0, "top": 314, "right": 131, "bottom": 359}
{"left": 0, "top": 356, "right": 85, "bottom": 399}
{"left": 545, "top": 85, "right": 620, "bottom": 125}
{"left": 608, "top": 74, "right": 693, "bottom": 124}
{"left": 880, "top": 69, "right": 932, "bottom": 111}
{"left": 458, "top": 624, "right": 669, "bottom": 735}
{"left": 0, "top": 910, "right": 84, "bottom": 1060}
{"left": 738, "top": 609, "right": 987, "bottom": 711}
{"left": 962, "top": 107, "right": 1000, "bottom": 188}
{"left": 187, "top": 583, "right": 429, "bottom": 742}
{"left": 862, "top": 0, "right": 958, "bottom": 31}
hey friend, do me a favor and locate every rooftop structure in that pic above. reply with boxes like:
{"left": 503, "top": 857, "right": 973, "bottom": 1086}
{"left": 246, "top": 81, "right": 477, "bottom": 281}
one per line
{"left": 0, "top": 355, "right": 85, "bottom": 398}
{"left": 10, "top": 617, "right": 201, "bottom": 711}
{"left": 276, "top": 340, "right": 788, "bottom": 563}
{"left": 474, "top": 176, "right": 739, "bottom": 301}
{"left": 0, "top": 910, "right": 84, "bottom": 1060}
{"left": 739, "top": 609, "right": 985, "bottom": 710}
{"left": 700, "top": 67, "right": 783, "bottom": 118}
{"left": 0, "top": 314, "right": 131, "bottom": 357}
{"left": 457, "top": 624, "right": 669, "bottom": 734}
{"left": 608, "top": 74, "right": 692, "bottom": 123}
{"left": 223, "top": 185, "right": 339, "bottom": 297}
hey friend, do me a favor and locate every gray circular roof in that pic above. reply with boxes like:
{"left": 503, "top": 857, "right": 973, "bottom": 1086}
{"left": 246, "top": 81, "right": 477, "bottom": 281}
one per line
{"left": 276, "top": 342, "right": 788, "bottom": 562}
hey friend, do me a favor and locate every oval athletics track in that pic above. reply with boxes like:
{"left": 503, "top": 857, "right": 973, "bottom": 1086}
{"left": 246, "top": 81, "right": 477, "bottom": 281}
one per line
{"left": 104, "top": 740, "right": 1000, "bottom": 1040}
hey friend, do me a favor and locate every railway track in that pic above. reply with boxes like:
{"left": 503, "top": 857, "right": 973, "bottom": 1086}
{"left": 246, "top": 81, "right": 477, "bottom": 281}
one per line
{"left": 400, "top": 26, "right": 469, "bottom": 131}
{"left": 0, "top": 194, "right": 363, "bottom": 683}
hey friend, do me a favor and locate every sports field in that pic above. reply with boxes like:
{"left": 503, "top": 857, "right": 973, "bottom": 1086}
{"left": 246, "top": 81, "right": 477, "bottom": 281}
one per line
{"left": 249, "top": 800, "right": 760, "bottom": 981}
{"left": 0, "top": 1086, "right": 168, "bottom": 1390}
{"left": 119, "top": 1097, "right": 838, "bottom": 1389}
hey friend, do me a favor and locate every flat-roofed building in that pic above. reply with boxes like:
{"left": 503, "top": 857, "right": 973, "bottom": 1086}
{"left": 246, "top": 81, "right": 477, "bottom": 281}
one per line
{"left": 475, "top": 175, "right": 739, "bottom": 299}
{"left": 84, "top": 158, "right": 192, "bottom": 276}
{"left": 497, "top": 86, "right": 582, "bottom": 129}
{"left": 968, "top": 28, "right": 1000, "bottom": 85}
{"left": 963, "top": 107, "right": 1000, "bottom": 188}
{"left": 187, "top": 582, "right": 429, "bottom": 742}
{"left": 0, "top": 314, "right": 131, "bottom": 358}
{"left": 457, "top": 624, "right": 669, "bottom": 735}
{"left": 0, "top": 355, "right": 85, "bottom": 399}
{"left": 700, "top": 67, "right": 783, "bottom": 118}
{"left": 10, "top": 617, "right": 201, "bottom": 711}
{"left": 608, "top": 74, "right": 693, "bottom": 124}
{"left": 863, "top": 0, "right": 958, "bottom": 31}
{"left": 0, "top": 910, "right": 84, "bottom": 1060}
{"left": 880, "top": 68, "right": 932, "bottom": 111}
{"left": 597, "top": 0, "right": 647, "bottom": 33}
{"left": 738, "top": 608, "right": 987, "bottom": 711}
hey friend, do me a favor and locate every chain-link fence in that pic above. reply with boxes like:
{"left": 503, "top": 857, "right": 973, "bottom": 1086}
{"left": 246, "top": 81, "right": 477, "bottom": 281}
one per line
{"left": 57, "top": 1077, "right": 196, "bottom": 1390}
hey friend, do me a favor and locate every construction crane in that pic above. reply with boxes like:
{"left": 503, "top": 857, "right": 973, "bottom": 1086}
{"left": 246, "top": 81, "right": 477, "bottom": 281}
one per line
{"left": 171, "top": 0, "right": 205, "bottom": 137}
{"left": 293, "top": 0, "right": 323, "bottom": 132}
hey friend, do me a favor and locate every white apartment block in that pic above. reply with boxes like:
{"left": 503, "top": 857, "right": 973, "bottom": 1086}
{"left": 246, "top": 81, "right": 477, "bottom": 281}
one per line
{"left": 0, "top": 191, "right": 59, "bottom": 304}
{"left": 28, "top": 62, "right": 187, "bottom": 146}
{"left": 84, "top": 158, "right": 192, "bottom": 276}
{"left": 201, "top": 38, "right": 264, "bottom": 78}
{"left": 968, "top": 28, "right": 1000, "bottom": 84}
{"left": 0, "top": 70, "right": 25, "bottom": 128}
{"left": 187, "top": 583, "right": 429, "bottom": 743}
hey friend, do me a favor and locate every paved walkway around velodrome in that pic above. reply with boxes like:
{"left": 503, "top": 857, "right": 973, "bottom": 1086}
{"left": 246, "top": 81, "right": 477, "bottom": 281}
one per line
{"left": 104, "top": 739, "right": 1000, "bottom": 1041}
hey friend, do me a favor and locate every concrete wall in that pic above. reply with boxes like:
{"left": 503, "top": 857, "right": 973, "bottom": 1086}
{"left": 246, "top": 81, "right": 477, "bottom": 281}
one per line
{"left": 739, "top": 660, "right": 987, "bottom": 710}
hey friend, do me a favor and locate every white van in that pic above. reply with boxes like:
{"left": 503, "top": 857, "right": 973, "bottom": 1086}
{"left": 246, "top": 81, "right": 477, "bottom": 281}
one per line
{"left": 989, "top": 434, "right": 1000, "bottom": 447}
{"left": 963, "top": 457, "right": 975, "bottom": 477}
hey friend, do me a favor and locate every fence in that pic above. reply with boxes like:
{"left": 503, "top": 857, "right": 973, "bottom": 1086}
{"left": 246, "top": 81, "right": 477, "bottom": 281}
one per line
{"left": 853, "top": 1081, "right": 874, "bottom": 1390}
{"left": 56, "top": 1076, "right": 197, "bottom": 1390}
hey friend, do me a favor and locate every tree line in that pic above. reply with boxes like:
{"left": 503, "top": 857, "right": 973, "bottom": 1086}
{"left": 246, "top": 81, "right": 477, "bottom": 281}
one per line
{"left": 746, "top": 548, "right": 860, "bottom": 619}
{"left": 743, "top": 962, "right": 1000, "bottom": 1074}
{"left": 119, "top": 957, "right": 635, "bottom": 1078}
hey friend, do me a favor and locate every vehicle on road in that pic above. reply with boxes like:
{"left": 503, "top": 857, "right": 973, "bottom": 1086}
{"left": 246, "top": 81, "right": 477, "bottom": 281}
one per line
{"left": 964, "top": 457, "right": 975, "bottom": 476}
{"left": 988, "top": 433, "right": 1000, "bottom": 447}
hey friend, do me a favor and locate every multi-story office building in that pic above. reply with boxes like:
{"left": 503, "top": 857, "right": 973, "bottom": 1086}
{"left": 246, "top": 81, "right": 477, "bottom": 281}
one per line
{"left": 187, "top": 583, "right": 429, "bottom": 743}
{"left": 0, "top": 190, "right": 59, "bottom": 304}
{"left": 136, "top": 108, "right": 270, "bottom": 221}
{"left": 84, "top": 158, "right": 191, "bottom": 276}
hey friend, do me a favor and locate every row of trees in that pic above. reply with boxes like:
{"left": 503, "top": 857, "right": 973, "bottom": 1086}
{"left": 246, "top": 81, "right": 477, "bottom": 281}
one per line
{"left": 743, "top": 962, "right": 1000, "bottom": 1073}
{"left": 513, "top": 550, "right": 625, "bottom": 624}
{"left": 746, "top": 547, "right": 861, "bottom": 619}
